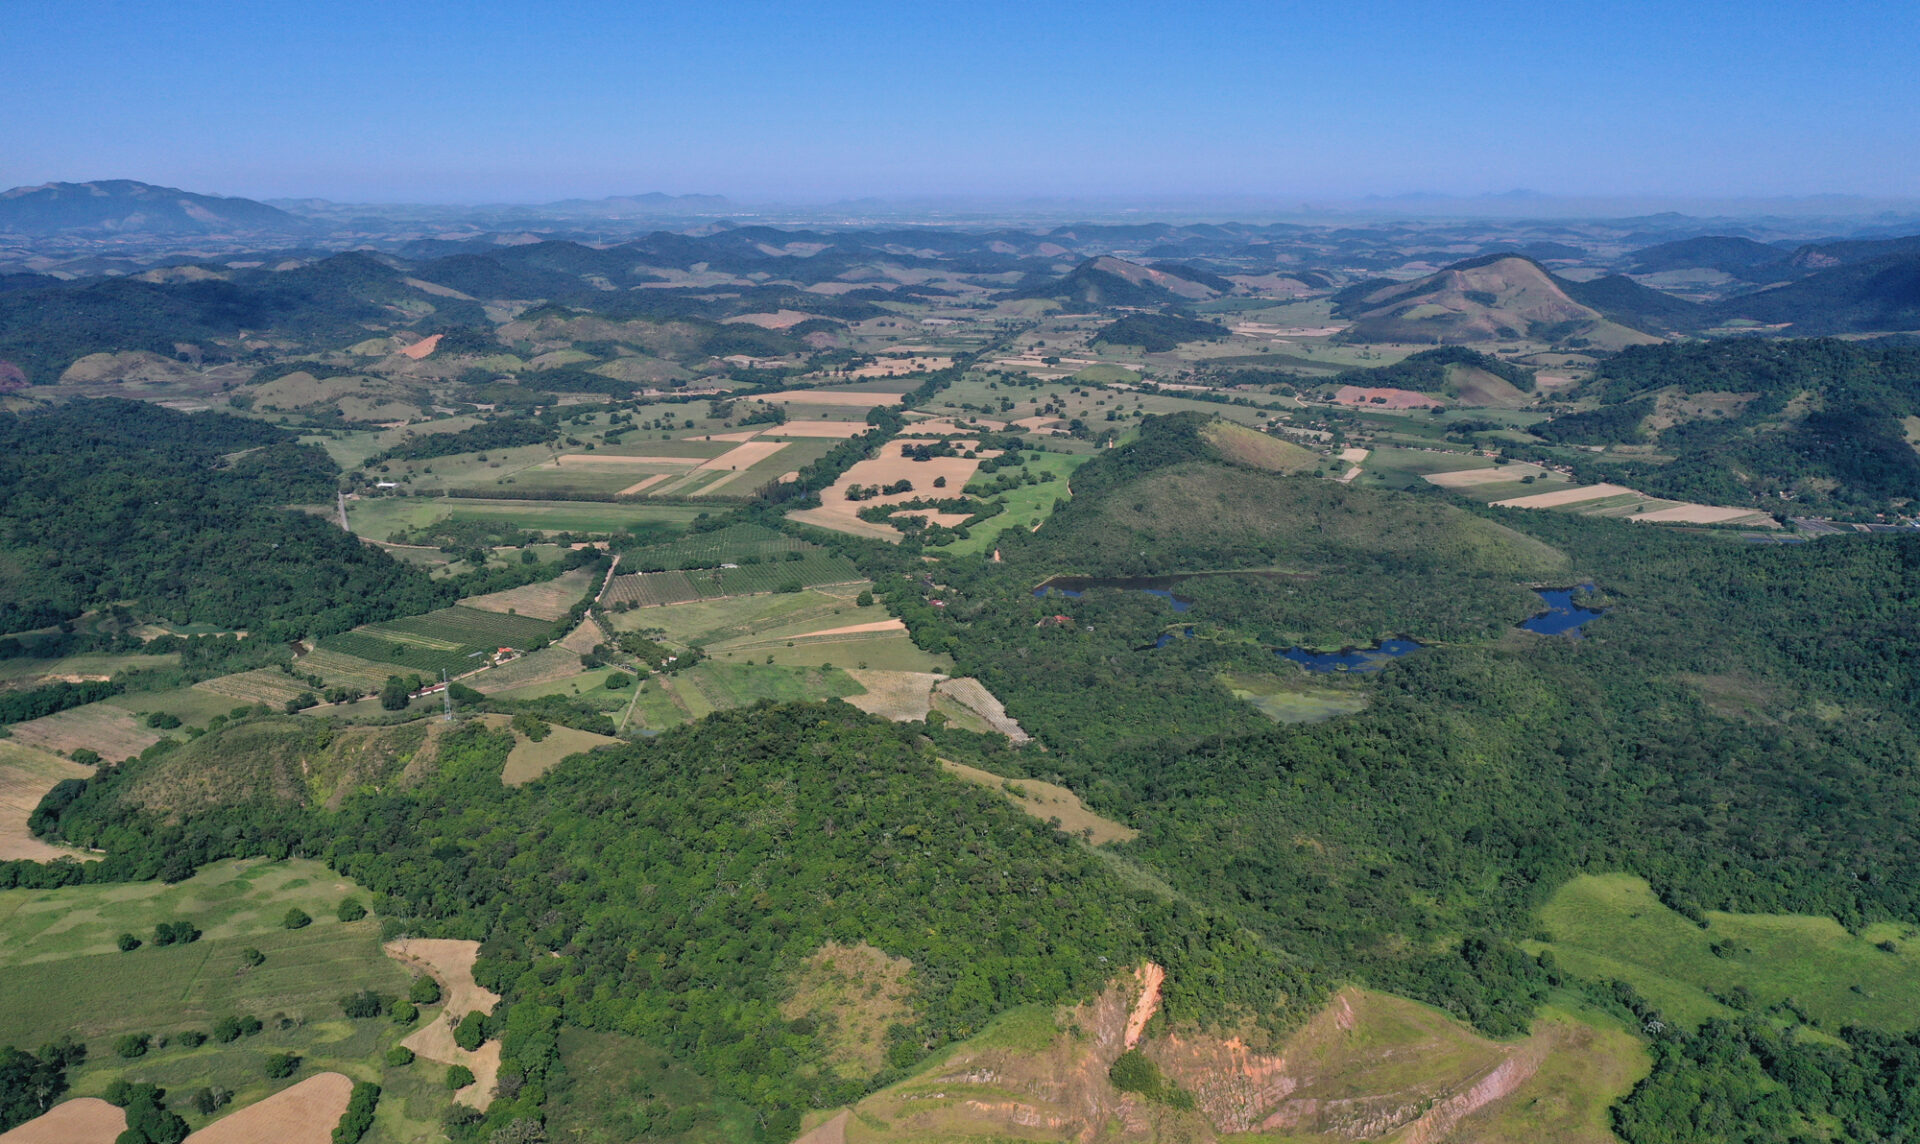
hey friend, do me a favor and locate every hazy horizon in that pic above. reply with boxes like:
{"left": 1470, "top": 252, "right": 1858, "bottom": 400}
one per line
{"left": 5, "top": 0, "right": 1917, "bottom": 206}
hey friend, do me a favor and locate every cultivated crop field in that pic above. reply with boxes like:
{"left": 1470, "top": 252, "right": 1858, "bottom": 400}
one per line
{"left": 622, "top": 522, "right": 808, "bottom": 570}
{"left": 193, "top": 668, "right": 318, "bottom": 708}
{"left": 608, "top": 586, "right": 868, "bottom": 646}
{"left": 296, "top": 647, "right": 396, "bottom": 690}
{"left": 318, "top": 606, "right": 555, "bottom": 679}
{"left": 603, "top": 552, "right": 863, "bottom": 608}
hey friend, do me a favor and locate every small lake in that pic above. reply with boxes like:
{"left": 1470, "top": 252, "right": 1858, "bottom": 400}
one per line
{"left": 1520, "top": 585, "right": 1606, "bottom": 637}
{"left": 1153, "top": 626, "right": 1196, "bottom": 649}
{"left": 1277, "top": 638, "right": 1422, "bottom": 673}
{"left": 1034, "top": 576, "right": 1194, "bottom": 612}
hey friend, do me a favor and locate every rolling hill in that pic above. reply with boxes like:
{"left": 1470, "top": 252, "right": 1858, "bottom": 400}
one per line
{"left": 0, "top": 180, "right": 305, "bottom": 235}
{"left": 1622, "top": 235, "right": 1789, "bottom": 280}
{"left": 1012, "top": 256, "right": 1226, "bottom": 309}
{"left": 1332, "top": 254, "right": 1663, "bottom": 348}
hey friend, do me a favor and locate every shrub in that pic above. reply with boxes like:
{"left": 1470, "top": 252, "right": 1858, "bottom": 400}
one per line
{"left": 336, "top": 898, "right": 367, "bottom": 922}
{"left": 385, "top": 1045, "right": 415, "bottom": 1067}
{"left": 409, "top": 976, "right": 442, "bottom": 1005}
{"left": 70, "top": 748, "right": 101, "bottom": 765}
{"left": 453, "top": 1010, "right": 486, "bottom": 1051}
{"left": 390, "top": 999, "right": 418, "bottom": 1024}
{"left": 176, "top": 1030, "right": 207, "bottom": 1048}
{"left": 117, "top": 932, "right": 141, "bottom": 952}
{"left": 445, "top": 1063, "right": 475, "bottom": 1090}
{"left": 332, "top": 1081, "right": 380, "bottom": 1144}
{"left": 339, "top": 990, "right": 389, "bottom": 1019}
{"left": 114, "top": 1033, "right": 150, "bottom": 1059}
{"left": 282, "top": 907, "right": 311, "bottom": 930}
{"left": 264, "top": 1051, "right": 301, "bottom": 1079}
{"left": 510, "top": 712, "right": 550, "bottom": 742}
{"left": 241, "top": 947, "right": 265, "bottom": 967}
{"left": 605, "top": 671, "right": 633, "bottom": 690}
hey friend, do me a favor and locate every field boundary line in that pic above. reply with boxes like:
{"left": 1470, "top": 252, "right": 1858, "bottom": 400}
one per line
{"left": 178, "top": 941, "right": 217, "bottom": 1002}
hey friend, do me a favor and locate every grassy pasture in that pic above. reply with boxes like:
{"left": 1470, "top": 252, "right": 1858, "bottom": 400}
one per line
{"left": 622, "top": 523, "right": 807, "bottom": 570}
{"left": 602, "top": 553, "right": 863, "bottom": 610}
{"left": 742, "top": 632, "right": 947, "bottom": 672}
{"left": 191, "top": 670, "right": 317, "bottom": 710}
{"left": 944, "top": 451, "right": 1090, "bottom": 557}
{"left": 347, "top": 496, "right": 707, "bottom": 541}
{"left": 1529, "top": 873, "right": 1920, "bottom": 1031}
{"left": 318, "top": 606, "right": 555, "bottom": 679}
{"left": 0, "top": 858, "right": 361, "bottom": 969}
{"left": 0, "top": 651, "right": 166, "bottom": 690}
{"left": 461, "top": 566, "right": 597, "bottom": 621}
{"left": 940, "top": 759, "right": 1136, "bottom": 846}
{"left": 1217, "top": 671, "right": 1369, "bottom": 724}
{"left": 5, "top": 702, "right": 162, "bottom": 761}
{"left": 608, "top": 588, "right": 864, "bottom": 646}
{"left": 501, "top": 722, "right": 619, "bottom": 785}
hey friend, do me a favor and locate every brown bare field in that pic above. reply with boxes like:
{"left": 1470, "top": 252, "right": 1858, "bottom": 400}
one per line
{"left": 693, "top": 469, "right": 756, "bottom": 495}
{"left": 789, "top": 451, "right": 986, "bottom": 540}
{"left": 783, "top": 942, "right": 916, "bottom": 1078}
{"left": 841, "top": 670, "right": 946, "bottom": 721}
{"left": 6, "top": 704, "right": 161, "bottom": 762}
{"left": 462, "top": 567, "right": 596, "bottom": 621}
{"left": 1339, "top": 447, "right": 1371, "bottom": 464}
{"left": 184, "top": 1072, "right": 353, "bottom": 1144}
{"left": 760, "top": 390, "right": 904, "bottom": 407}
{"left": 559, "top": 617, "right": 608, "bottom": 656}
{"left": 617, "top": 473, "right": 672, "bottom": 496}
{"left": 0, "top": 743, "right": 95, "bottom": 861}
{"left": 386, "top": 938, "right": 503, "bottom": 1108}
{"left": 697, "top": 439, "right": 789, "bottom": 471}
{"left": 942, "top": 759, "right": 1133, "bottom": 845}
{"left": 556, "top": 453, "right": 697, "bottom": 466}
{"left": 0, "top": 1098, "right": 124, "bottom": 1143}
{"left": 791, "top": 618, "right": 907, "bottom": 638}
{"left": 933, "top": 678, "right": 1031, "bottom": 743}
{"left": 769, "top": 420, "right": 873, "bottom": 438}
{"left": 1493, "top": 483, "right": 1637, "bottom": 508}
{"left": 1425, "top": 464, "right": 1552, "bottom": 488}
{"left": 1633, "top": 504, "right": 1776, "bottom": 525}
{"left": 1334, "top": 384, "right": 1445, "bottom": 409}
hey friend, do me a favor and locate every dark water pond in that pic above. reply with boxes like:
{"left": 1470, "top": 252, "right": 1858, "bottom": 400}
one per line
{"left": 1277, "top": 637, "right": 1422, "bottom": 673}
{"left": 1153, "top": 626, "right": 1196, "bottom": 649}
{"left": 1520, "top": 585, "right": 1606, "bottom": 637}
{"left": 1034, "top": 576, "right": 1194, "bottom": 612}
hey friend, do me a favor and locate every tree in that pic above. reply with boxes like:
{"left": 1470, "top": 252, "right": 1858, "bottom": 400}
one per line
{"left": 116, "top": 932, "right": 141, "bottom": 952}
{"left": 241, "top": 947, "right": 265, "bottom": 967}
{"left": 113, "top": 1034, "right": 149, "bottom": 1059}
{"left": 384, "top": 1046, "right": 415, "bottom": 1067}
{"left": 379, "top": 676, "right": 411, "bottom": 711}
{"left": 282, "top": 907, "right": 311, "bottom": 930}
{"left": 336, "top": 898, "right": 367, "bottom": 922}
{"left": 408, "top": 975, "right": 442, "bottom": 1006}
{"left": 264, "top": 1052, "right": 301, "bottom": 1080}
{"left": 445, "top": 1064, "right": 475, "bottom": 1090}
{"left": 453, "top": 1011, "right": 486, "bottom": 1052}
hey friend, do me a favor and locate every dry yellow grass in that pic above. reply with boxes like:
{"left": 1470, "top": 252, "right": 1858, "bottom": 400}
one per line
{"left": 0, "top": 743, "right": 94, "bottom": 861}
{"left": 462, "top": 567, "right": 596, "bottom": 621}
{"left": 841, "top": 670, "right": 946, "bottom": 721}
{"left": 783, "top": 943, "right": 916, "bottom": 1078}
{"left": 0, "top": 1098, "right": 124, "bottom": 1143}
{"left": 616, "top": 473, "right": 672, "bottom": 496}
{"left": 1200, "top": 420, "right": 1319, "bottom": 473}
{"left": 1632, "top": 504, "right": 1775, "bottom": 525}
{"left": 933, "top": 678, "right": 1030, "bottom": 743}
{"left": 1493, "top": 483, "right": 1637, "bottom": 508}
{"left": 502, "top": 723, "right": 619, "bottom": 785}
{"left": 790, "top": 450, "right": 987, "bottom": 540}
{"left": 793, "top": 619, "right": 907, "bottom": 638}
{"left": 184, "top": 1073, "right": 354, "bottom": 1144}
{"left": 5, "top": 704, "right": 160, "bottom": 761}
{"left": 1424, "top": 464, "right": 1546, "bottom": 488}
{"left": 941, "top": 760, "right": 1135, "bottom": 846}
{"left": 385, "top": 938, "right": 503, "bottom": 1108}
{"left": 556, "top": 453, "right": 696, "bottom": 466}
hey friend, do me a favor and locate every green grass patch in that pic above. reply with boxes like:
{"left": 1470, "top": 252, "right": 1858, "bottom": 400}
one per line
{"left": 944, "top": 452, "right": 1090, "bottom": 558}
{"left": 1529, "top": 873, "right": 1920, "bottom": 1031}
{"left": 1217, "top": 671, "right": 1369, "bottom": 724}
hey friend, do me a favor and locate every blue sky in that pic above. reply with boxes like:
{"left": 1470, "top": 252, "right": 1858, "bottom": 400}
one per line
{"left": 4, "top": 0, "right": 1916, "bottom": 203}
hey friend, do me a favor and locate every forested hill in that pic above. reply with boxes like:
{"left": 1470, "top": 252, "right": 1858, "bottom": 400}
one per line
{"left": 31, "top": 706, "right": 1316, "bottom": 1138}
{"left": 0, "top": 399, "right": 444, "bottom": 636}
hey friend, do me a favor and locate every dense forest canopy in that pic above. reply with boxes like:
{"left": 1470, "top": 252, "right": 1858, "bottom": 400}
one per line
{"left": 0, "top": 399, "right": 444, "bottom": 636}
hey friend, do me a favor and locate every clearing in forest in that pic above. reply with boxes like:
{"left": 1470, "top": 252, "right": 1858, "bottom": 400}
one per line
{"left": 1200, "top": 419, "right": 1320, "bottom": 472}
{"left": 386, "top": 938, "right": 502, "bottom": 1108}
{"left": 782, "top": 943, "right": 916, "bottom": 1078}
{"left": 940, "top": 759, "right": 1134, "bottom": 845}
{"left": 461, "top": 567, "right": 597, "bottom": 621}
{"left": 789, "top": 446, "right": 989, "bottom": 541}
{"left": 501, "top": 721, "right": 619, "bottom": 785}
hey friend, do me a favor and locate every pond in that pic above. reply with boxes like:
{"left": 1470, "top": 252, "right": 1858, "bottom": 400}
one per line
{"left": 1519, "top": 585, "right": 1606, "bottom": 637}
{"left": 1153, "top": 626, "right": 1196, "bottom": 649}
{"left": 1034, "top": 576, "right": 1194, "bottom": 612}
{"left": 1277, "top": 638, "right": 1422, "bottom": 673}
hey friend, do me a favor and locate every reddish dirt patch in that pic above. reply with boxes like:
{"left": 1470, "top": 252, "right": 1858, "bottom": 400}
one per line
{"left": 396, "top": 333, "right": 442, "bottom": 361}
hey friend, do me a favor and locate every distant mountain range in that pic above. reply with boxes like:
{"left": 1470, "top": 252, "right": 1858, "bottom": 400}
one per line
{"left": 0, "top": 180, "right": 305, "bottom": 236}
